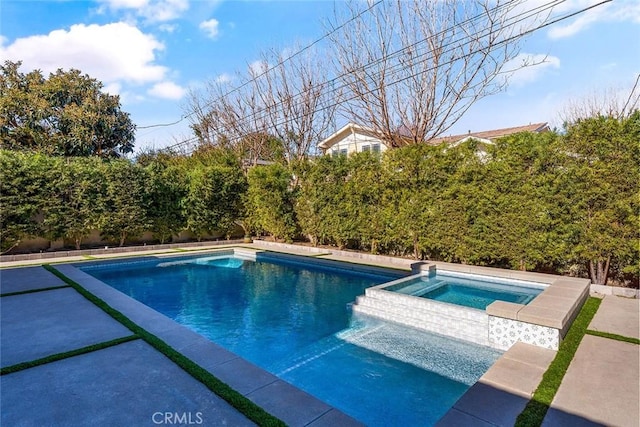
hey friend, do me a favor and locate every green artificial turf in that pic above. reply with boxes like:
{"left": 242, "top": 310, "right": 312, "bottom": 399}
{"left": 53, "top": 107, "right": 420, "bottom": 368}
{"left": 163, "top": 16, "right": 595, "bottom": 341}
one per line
{"left": 42, "top": 264, "right": 285, "bottom": 427}
{"left": 0, "top": 335, "right": 139, "bottom": 375}
{"left": 0, "top": 284, "right": 70, "bottom": 297}
{"left": 515, "top": 297, "right": 602, "bottom": 427}
{"left": 586, "top": 329, "right": 640, "bottom": 345}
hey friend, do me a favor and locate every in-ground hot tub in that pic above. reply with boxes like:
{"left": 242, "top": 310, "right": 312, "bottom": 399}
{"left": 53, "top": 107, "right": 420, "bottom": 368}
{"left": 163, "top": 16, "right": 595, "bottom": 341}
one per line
{"left": 383, "top": 271, "right": 544, "bottom": 310}
{"left": 352, "top": 262, "right": 590, "bottom": 351}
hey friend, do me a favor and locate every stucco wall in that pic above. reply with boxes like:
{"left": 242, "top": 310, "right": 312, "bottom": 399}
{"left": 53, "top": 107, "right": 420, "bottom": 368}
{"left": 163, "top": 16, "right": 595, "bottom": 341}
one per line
{"left": 5, "top": 225, "right": 244, "bottom": 255}
{"left": 329, "top": 132, "right": 387, "bottom": 155}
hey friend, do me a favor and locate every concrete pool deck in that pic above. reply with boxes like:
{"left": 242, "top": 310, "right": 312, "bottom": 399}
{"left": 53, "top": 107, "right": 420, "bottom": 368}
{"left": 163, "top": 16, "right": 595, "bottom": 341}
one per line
{"left": 439, "top": 294, "right": 639, "bottom": 427}
{"left": 1, "top": 244, "right": 639, "bottom": 426}
{"left": 0, "top": 263, "right": 362, "bottom": 427}
{"left": 542, "top": 295, "right": 639, "bottom": 427}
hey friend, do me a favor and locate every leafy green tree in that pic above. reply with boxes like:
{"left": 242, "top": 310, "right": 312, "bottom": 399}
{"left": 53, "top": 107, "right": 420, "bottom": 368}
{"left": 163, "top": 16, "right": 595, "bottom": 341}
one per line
{"left": 296, "top": 155, "right": 353, "bottom": 248}
{"left": 383, "top": 144, "right": 444, "bottom": 259}
{"left": 344, "top": 152, "right": 388, "bottom": 253}
{"left": 0, "top": 150, "right": 48, "bottom": 252}
{"left": 461, "top": 132, "right": 561, "bottom": 270}
{"left": 42, "top": 156, "right": 107, "bottom": 249}
{"left": 145, "top": 161, "right": 187, "bottom": 244}
{"left": 558, "top": 112, "right": 640, "bottom": 285}
{"left": 0, "top": 60, "right": 135, "bottom": 157}
{"left": 247, "top": 164, "right": 297, "bottom": 241}
{"left": 183, "top": 164, "right": 247, "bottom": 240}
{"left": 295, "top": 156, "right": 333, "bottom": 246}
{"left": 100, "top": 160, "right": 149, "bottom": 246}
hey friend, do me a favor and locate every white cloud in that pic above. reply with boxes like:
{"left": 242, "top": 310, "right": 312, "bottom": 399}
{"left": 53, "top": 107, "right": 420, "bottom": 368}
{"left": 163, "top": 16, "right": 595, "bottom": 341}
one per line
{"left": 97, "top": 0, "right": 189, "bottom": 23}
{"left": 248, "top": 60, "right": 268, "bottom": 76}
{"left": 148, "top": 81, "right": 186, "bottom": 99}
{"left": 503, "top": 53, "right": 561, "bottom": 87}
{"left": 102, "top": 0, "right": 149, "bottom": 8}
{"left": 548, "top": 9, "right": 600, "bottom": 39}
{"left": 215, "top": 73, "right": 232, "bottom": 84}
{"left": 158, "top": 23, "right": 178, "bottom": 33}
{"left": 548, "top": 0, "right": 640, "bottom": 39}
{"left": 0, "top": 22, "right": 167, "bottom": 85}
{"left": 199, "top": 19, "right": 220, "bottom": 39}
{"left": 103, "top": 82, "right": 122, "bottom": 95}
{"left": 600, "top": 62, "right": 618, "bottom": 71}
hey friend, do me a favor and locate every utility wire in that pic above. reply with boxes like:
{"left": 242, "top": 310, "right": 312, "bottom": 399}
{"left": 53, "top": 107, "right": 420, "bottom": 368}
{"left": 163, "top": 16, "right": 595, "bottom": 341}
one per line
{"left": 138, "top": 0, "right": 383, "bottom": 132}
{"left": 168, "top": 0, "right": 559, "bottom": 151}
{"left": 165, "top": 0, "right": 533, "bottom": 151}
{"left": 195, "top": 0, "right": 564, "bottom": 141}
{"left": 137, "top": 117, "right": 185, "bottom": 129}
{"left": 168, "top": 0, "right": 609, "bottom": 154}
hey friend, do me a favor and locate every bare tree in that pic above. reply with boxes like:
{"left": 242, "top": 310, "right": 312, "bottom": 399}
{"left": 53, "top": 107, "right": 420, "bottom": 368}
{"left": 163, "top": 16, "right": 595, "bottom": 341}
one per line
{"left": 188, "top": 46, "right": 336, "bottom": 164}
{"left": 254, "top": 47, "right": 338, "bottom": 162}
{"left": 327, "top": 0, "right": 550, "bottom": 147}
{"left": 187, "top": 74, "right": 273, "bottom": 165}
{"left": 560, "top": 74, "right": 640, "bottom": 124}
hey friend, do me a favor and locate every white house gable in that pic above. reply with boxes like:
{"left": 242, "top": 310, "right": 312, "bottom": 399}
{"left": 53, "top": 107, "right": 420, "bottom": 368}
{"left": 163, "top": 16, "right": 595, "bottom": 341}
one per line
{"left": 318, "top": 123, "right": 387, "bottom": 156}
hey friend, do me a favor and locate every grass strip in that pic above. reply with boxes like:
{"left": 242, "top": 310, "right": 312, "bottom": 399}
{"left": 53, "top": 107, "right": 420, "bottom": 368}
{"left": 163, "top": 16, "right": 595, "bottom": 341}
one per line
{"left": 0, "top": 284, "right": 70, "bottom": 297}
{"left": 586, "top": 329, "right": 640, "bottom": 345}
{"left": 42, "top": 264, "right": 285, "bottom": 427}
{"left": 515, "top": 297, "right": 602, "bottom": 427}
{"left": 0, "top": 335, "right": 138, "bottom": 375}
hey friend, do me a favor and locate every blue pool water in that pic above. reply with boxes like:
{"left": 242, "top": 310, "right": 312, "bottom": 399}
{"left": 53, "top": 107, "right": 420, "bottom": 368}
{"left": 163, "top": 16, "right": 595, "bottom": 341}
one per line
{"left": 388, "top": 273, "right": 544, "bottom": 310}
{"left": 81, "top": 253, "right": 502, "bottom": 426}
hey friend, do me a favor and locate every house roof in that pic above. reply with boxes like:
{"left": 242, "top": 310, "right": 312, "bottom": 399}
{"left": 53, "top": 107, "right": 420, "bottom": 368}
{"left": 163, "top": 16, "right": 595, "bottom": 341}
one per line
{"left": 427, "top": 122, "right": 549, "bottom": 145}
{"left": 318, "top": 121, "right": 550, "bottom": 151}
{"left": 318, "top": 122, "right": 380, "bottom": 150}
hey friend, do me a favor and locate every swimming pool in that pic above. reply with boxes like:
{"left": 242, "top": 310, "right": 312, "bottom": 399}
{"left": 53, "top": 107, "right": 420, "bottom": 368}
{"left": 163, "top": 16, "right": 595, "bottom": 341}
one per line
{"left": 386, "top": 273, "right": 544, "bottom": 310}
{"left": 80, "top": 252, "right": 502, "bottom": 426}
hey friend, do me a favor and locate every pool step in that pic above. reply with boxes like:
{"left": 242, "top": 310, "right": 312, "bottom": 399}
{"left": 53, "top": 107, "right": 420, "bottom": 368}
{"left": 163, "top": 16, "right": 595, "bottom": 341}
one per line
{"left": 353, "top": 288, "right": 490, "bottom": 347}
{"left": 394, "top": 280, "right": 445, "bottom": 297}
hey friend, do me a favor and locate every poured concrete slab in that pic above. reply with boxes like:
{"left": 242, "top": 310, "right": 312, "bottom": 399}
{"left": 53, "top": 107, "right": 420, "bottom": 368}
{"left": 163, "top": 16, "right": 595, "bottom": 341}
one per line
{"left": 307, "top": 408, "right": 366, "bottom": 427}
{"left": 0, "top": 340, "right": 254, "bottom": 427}
{"left": 501, "top": 341, "right": 556, "bottom": 369}
{"left": 481, "top": 357, "right": 547, "bottom": 398}
{"left": 55, "top": 263, "right": 363, "bottom": 426}
{"left": 0, "top": 287, "right": 132, "bottom": 367}
{"left": 440, "top": 381, "right": 529, "bottom": 426}
{"left": 0, "top": 266, "right": 66, "bottom": 294}
{"left": 543, "top": 335, "right": 639, "bottom": 427}
{"left": 435, "top": 408, "right": 496, "bottom": 427}
{"left": 209, "top": 357, "right": 279, "bottom": 396}
{"left": 246, "top": 379, "right": 339, "bottom": 427}
{"left": 589, "top": 295, "right": 639, "bottom": 340}
{"left": 0, "top": 256, "right": 89, "bottom": 268}
{"left": 437, "top": 342, "right": 555, "bottom": 426}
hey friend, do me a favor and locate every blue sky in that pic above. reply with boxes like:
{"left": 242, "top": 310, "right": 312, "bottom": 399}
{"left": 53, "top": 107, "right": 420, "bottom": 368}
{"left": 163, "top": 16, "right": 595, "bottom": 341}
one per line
{"left": 1, "top": 0, "right": 639, "bottom": 152}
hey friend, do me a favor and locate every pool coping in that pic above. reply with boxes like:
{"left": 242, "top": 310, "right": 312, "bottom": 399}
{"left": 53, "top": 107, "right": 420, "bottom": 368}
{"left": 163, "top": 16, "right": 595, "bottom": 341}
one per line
{"left": 57, "top": 249, "right": 366, "bottom": 427}
{"left": 1, "top": 242, "right": 601, "bottom": 426}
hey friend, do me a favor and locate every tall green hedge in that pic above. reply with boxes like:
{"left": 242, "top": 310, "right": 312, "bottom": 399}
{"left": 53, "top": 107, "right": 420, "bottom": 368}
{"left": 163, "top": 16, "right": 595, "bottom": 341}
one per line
{"left": 2, "top": 113, "right": 638, "bottom": 285}
{"left": 0, "top": 149, "right": 248, "bottom": 251}
{"left": 292, "top": 116, "right": 638, "bottom": 285}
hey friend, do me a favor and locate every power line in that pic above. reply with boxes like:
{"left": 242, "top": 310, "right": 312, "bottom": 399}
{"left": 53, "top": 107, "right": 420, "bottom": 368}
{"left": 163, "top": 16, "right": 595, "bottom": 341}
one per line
{"left": 137, "top": 117, "right": 185, "bottom": 129}
{"left": 138, "top": 0, "right": 383, "bottom": 132}
{"left": 175, "top": 0, "right": 560, "bottom": 149}
{"left": 169, "top": 0, "right": 610, "bottom": 154}
{"left": 168, "top": 0, "right": 530, "bottom": 151}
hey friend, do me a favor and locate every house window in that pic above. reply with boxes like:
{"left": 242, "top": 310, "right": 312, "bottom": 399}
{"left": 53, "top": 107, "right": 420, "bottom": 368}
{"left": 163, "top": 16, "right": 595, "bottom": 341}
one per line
{"left": 361, "top": 145, "right": 370, "bottom": 152}
{"left": 340, "top": 148, "right": 348, "bottom": 156}
{"left": 372, "top": 143, "right": 381, "bottom": 153}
